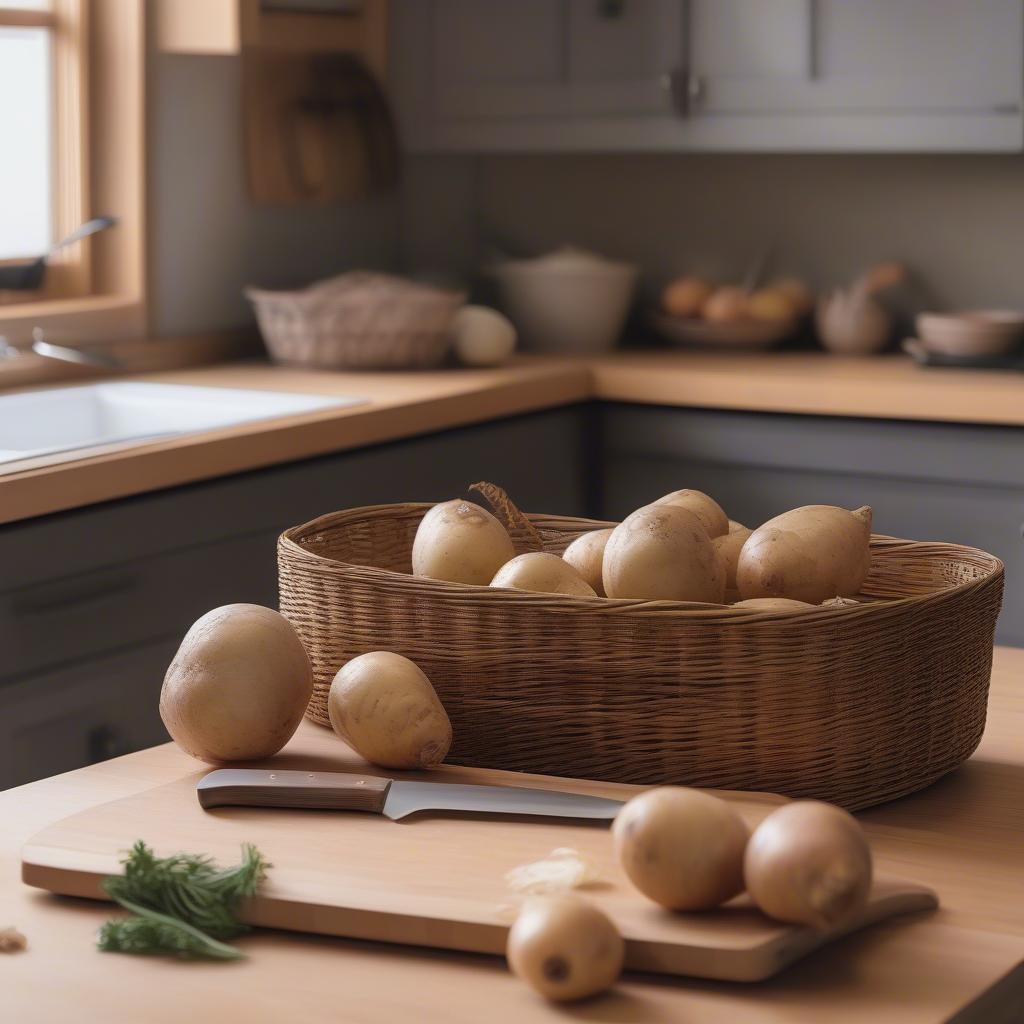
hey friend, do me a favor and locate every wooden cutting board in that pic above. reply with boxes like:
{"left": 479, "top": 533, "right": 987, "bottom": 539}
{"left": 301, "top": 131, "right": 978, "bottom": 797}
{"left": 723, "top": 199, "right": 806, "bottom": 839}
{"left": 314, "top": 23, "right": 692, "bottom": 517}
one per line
{"left": 21, "top": 756, "right": 937, "bottom": 983}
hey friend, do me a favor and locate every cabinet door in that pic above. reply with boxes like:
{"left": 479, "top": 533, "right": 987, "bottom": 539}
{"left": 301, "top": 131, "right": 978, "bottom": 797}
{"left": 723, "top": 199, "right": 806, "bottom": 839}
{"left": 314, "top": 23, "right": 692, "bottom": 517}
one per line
{"left": 0, "top": 530, "right": 279, "bottom": 684}
{"left": 0, "top": 640, "right": 177, "bottom": 790}
{"left": 693, "top": 0, "right": 1022, "bottom": 115}
{"left": 432, "top": 0, "right": 684, "bottom": 119}
{"left": 688, "top": 0, "right": 812, "bottom": 112}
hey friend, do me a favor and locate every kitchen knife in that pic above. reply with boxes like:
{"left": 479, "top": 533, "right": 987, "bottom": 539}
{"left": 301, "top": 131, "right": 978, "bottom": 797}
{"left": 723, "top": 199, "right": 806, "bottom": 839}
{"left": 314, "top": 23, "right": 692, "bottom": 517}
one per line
{"left": 197, "top": 769, "right": 623, "bottom": 822}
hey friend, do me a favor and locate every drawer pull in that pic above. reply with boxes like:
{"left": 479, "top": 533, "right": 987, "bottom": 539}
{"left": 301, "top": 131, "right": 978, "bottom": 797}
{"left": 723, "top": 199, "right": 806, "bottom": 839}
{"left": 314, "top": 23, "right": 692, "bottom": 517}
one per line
{"left": 87, "top": 724, "right": 130, "bottom": 764}
{"left": 12, "top": 572, "right": 139, "bottom": 616}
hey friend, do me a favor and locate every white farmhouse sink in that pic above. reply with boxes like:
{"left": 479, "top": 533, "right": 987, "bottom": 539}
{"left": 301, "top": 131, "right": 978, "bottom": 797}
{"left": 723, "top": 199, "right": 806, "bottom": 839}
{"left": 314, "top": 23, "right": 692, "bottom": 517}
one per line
{"left": 0, "top": 381, "right": 362, "bottom": 471}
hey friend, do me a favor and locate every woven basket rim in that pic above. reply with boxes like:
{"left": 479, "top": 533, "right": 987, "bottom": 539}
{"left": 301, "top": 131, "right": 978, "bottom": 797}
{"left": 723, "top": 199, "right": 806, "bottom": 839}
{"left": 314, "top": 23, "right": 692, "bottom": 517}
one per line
{"left": 278, "top": 502, "right": 1005, "bottom": 620}
{"left": 244, "top": 281, "right": 466, "bottom": 306}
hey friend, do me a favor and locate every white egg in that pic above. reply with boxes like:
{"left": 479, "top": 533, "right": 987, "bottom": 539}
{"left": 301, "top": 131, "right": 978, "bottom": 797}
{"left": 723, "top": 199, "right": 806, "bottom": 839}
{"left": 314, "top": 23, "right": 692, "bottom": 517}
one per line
{"left": 452, "top": 305, "right": 517, "bottom": 367}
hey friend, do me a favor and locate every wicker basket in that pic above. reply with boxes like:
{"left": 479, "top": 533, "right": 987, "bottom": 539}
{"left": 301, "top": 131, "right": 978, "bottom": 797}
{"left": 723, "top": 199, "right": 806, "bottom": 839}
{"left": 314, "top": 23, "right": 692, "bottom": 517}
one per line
{"left": 247, "top": 272, "right": 466, "bottom": 370}
{"left": 278, "top": 499, "right": 1004, "bottom": 810}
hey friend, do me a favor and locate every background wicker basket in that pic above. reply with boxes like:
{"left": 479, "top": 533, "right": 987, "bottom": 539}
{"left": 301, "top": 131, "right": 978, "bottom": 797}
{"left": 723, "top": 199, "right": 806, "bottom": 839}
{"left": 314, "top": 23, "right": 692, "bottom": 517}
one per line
{"left": 247, "top": 272, "right": 465, "bottom": 370}
{"left": 278, "top": 499, "right": 1003, "bottom": 810}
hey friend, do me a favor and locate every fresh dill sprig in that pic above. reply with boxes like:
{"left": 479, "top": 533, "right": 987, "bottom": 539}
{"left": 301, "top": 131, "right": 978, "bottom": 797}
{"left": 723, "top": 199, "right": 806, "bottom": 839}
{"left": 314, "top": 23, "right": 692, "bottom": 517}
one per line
{"left": 97, "top": 841, "right": 269, "bottom": 960}
{"left": 97, "top": 899, "right": 245, "bottom": 960}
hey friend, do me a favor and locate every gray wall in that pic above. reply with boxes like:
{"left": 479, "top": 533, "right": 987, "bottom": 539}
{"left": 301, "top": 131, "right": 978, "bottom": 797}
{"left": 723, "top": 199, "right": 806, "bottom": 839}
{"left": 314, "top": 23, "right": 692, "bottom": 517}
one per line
{"left": 148, "top": 54, "right": 400, "bottom": 336}
{"left": 148, "top": 52, "right": 1024, "bottom": 333}
{"left": 399, "top": 152, "right": 1024, "bottom": 312}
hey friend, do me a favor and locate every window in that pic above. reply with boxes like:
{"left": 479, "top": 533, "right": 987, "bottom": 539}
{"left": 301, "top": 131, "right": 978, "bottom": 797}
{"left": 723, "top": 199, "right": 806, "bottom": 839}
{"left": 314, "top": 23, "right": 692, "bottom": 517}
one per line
{"left": 0, "top": 5, "right": 52, "bottom": 261}
{"left": 0, "top": 1, "right": 87, "bottom": 295}
{"left": 0, "top": 0, "right": 145, "bottom": 343}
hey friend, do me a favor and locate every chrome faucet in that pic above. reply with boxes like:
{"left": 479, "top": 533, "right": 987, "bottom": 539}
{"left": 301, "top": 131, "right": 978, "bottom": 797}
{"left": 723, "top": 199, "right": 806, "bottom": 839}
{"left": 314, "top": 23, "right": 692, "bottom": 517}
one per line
{"left": 0, "top": 328, "right": 121, "bottom": 368}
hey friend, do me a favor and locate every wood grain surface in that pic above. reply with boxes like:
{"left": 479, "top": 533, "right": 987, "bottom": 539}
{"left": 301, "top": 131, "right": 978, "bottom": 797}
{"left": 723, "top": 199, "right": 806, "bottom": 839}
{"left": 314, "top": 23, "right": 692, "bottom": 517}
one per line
{"left": 4, "top": 647, "right": 1024, "bottom": 1021}
{"left": 2, "top": 348, "right": 1021, "bottom": 526}
{"left": 21, "top": 751, "right": 937, "bottom": 983}
{"left": 589, "top": 350, "right": 1024, "bottom": 427}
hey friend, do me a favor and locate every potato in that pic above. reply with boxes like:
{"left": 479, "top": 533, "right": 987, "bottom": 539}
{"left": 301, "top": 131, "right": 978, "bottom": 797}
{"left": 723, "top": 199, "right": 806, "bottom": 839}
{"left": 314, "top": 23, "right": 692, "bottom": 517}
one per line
{"left": 412, "top": 499, "right": 515, "bottom": 586}
{"left": 613, "top": 787, "right": 749, "bottom": 911}
{"left": 736, "top": 505, "right": 872, "bottom": 605}
{"left": 744, "top": 801, "right": 872, "bottom": 928}
{"left": 491, "top": 552, "right": 596, "bottom": 598}
{"left": 561, "top": 529, "right": 614, "bottom": 597}
{"left": 652, "top": 489, "right": 729, "bottom": 538}
{"left": 603, "top": 504, "right": 725, "bottom": 603}
{"left": 747, "top": 287, "right": 795, "bottom": 323}
{"left": 732, "top": 598, "right": 815, "bottom": 612}
{"left": 328, "top": 651, "right": 452, "bottom": 770}
{"left": 702, "top": 285, "right": 748, "bottom": 323}
{"left": 662, "top": 276, "right": 714, "bottom": 318}
{"left": 728, "top": 519, "right": 747, "bottom": 533}
{"left": 713, "top": 524, "right": 752, "bottom": 593}
{"left": 159, "top": 604, "right": 312, "bottom": 763}
{"left": 507, "top": 895, "right": 624, "bottom": 1002}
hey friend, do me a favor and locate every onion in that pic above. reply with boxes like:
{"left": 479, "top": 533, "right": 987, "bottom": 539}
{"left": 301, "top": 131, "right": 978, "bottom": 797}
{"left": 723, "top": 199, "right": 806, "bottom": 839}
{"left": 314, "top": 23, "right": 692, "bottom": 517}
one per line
{"left": 744, "top": 801, "right": 872, "bottom": 928}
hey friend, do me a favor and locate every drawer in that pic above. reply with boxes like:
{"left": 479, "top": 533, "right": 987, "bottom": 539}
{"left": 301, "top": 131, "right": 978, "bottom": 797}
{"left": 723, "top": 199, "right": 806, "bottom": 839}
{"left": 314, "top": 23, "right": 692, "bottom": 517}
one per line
{"left": 0, "top": 530, "right": 279, "bottom": 684}
{"left": 0, "top": 637, "right": 179, "bottom": 790}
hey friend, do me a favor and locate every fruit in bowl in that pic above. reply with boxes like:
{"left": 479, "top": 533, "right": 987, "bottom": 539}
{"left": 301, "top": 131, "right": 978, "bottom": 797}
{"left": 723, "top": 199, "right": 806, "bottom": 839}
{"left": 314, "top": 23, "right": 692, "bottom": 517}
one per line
{"left": 662, "top": 276, "right": 714, "bottom": 318}
{"left": 655, "top": 274, "right": 812, "bottom": 348}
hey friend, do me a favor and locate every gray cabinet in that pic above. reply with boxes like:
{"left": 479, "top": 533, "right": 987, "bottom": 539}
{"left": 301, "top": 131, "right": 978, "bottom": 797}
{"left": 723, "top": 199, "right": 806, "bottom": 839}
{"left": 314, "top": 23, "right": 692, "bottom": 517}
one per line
{"left": 0, "top": 408, "right": 590, "bottom": 789}
{"left": 430, "top": 0, "right": 684, "bottom": 119}
{"left": 395, "top": 0, "right": 1023, "bottom": 152}
{"left": 600, "top": 404, "right": 1023, "bottom": 644}
{"left": 692, "top": 0, "right": 1022, "bottom": 114}
{"left": 0, "top": 640, "right": 179, "bottom": 790}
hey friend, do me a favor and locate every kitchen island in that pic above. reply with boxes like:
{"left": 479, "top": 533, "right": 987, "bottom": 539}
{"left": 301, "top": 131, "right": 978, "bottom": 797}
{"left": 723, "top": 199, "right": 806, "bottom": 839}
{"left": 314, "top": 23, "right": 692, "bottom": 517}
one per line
{"left": 4, "top": 645, "right": 1023, "bottom": 1022}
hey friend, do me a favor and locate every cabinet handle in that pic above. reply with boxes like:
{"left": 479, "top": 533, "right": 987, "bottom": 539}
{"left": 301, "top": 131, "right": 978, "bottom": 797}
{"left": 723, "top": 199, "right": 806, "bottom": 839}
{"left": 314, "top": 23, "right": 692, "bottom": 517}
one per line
{"left": 12, "top": 571, "right": 139, "bottom": 616}
{"left": 87, "top": 724, "right": 130, "bottom": 764}
{"left": 662, "top": 69, "right": 703, "bottom": 118}
{"left": 808, "top": 0, "right": 819, "bottom": 79}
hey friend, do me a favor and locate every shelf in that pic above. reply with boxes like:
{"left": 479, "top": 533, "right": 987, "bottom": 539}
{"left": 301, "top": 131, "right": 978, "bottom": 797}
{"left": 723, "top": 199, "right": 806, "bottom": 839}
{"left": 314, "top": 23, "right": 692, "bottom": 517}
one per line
{"left": 154, "top": 0, "right": 388, "bottom": 77}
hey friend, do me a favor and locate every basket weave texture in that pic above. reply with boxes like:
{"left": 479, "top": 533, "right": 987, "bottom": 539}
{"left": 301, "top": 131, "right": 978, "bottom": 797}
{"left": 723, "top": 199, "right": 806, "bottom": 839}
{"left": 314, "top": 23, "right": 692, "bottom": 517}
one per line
{"left": 278, "top": 502, "right": 1004, "bottom": 810}
{"left": 247, "top": 272, "right": 465, "bottom": 370}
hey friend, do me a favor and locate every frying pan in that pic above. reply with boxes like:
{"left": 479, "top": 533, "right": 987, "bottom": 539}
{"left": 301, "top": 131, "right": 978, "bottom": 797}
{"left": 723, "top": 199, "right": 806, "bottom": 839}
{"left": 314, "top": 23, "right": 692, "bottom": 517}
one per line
{"left": 0, "top": 216, "right": 116, "bottom": 291}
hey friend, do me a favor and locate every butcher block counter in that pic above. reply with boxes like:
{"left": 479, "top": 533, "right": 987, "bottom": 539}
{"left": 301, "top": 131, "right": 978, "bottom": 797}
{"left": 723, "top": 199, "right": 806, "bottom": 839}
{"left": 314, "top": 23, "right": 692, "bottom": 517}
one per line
{"left": 4, "top": 647, "right": 1024, "bottom": 1022}
{"left": 1, "top": 349, "right": 1022, "bottom": 526}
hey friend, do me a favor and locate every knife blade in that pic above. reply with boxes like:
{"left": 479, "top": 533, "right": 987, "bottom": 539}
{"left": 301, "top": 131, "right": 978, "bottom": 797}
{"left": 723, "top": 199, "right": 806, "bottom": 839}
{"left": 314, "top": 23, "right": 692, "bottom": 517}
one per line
{"left": 197, "top": 768, "right": 624, "bottom": 823}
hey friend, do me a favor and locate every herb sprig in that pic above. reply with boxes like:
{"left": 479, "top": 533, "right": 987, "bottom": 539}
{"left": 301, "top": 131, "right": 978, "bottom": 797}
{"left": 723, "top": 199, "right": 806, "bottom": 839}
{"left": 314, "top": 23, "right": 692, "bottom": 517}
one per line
{"left": 97, "top": 841, "right": 269, "bottom": 960}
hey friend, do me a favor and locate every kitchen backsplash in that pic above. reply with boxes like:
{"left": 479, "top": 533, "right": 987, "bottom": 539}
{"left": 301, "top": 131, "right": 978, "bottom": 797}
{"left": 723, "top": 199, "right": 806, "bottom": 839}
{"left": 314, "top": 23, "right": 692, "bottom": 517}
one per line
{"left": 400, "top": 151, "right": 1024, "bottom": 315}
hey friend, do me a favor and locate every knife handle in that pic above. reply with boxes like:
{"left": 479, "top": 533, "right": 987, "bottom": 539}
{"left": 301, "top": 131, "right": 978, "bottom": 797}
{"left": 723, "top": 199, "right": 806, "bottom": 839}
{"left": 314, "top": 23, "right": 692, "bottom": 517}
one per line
{"left": 197, "top": 769, "right": 392, "bottom": 813}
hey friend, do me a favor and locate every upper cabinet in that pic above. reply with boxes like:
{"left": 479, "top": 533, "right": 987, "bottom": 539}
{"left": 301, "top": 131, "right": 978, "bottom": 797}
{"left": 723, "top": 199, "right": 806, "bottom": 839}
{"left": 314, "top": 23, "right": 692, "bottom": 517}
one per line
{"left": 431, "top": 0, "right": 684, "bottom": 119}
{"left": 394, "top": 0, "right": 1024, "bottom": 152}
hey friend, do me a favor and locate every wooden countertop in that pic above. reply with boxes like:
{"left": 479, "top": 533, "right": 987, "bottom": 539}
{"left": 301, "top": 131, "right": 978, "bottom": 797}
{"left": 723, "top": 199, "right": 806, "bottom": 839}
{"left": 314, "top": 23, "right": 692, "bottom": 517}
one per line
{"left": 4, "top": 646, "right": 1023, "bottom": 1022}
{"left": 591, "top": 349, "right": 1024, "bottom": 425}
{"left": 1, "top": 349, "right": 1021, "bottom": 526}
{"left": 0, "top": 359, "right": 591, "bottom": 526}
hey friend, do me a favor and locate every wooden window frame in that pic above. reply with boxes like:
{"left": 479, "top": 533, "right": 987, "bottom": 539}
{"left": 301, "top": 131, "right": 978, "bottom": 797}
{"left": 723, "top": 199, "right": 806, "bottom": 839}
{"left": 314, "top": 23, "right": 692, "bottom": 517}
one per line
{"left": 0, "top": 0, "right": 145, "bottom": 344}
